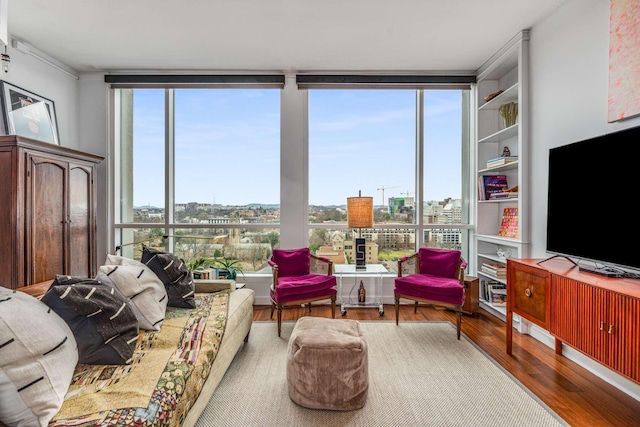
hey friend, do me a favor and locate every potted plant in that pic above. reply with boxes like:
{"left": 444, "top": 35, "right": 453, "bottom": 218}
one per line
{"left": 214, "top": 257, "right": 244, "bottom": 280}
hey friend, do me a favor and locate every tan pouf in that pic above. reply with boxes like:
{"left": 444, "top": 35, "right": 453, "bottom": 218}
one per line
{"left": 287, "top": 316, "right": 368, "bottom": 410}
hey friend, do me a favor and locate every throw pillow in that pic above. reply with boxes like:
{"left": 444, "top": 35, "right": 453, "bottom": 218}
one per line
{"left": 0, "top": 287, "right": 78, "bottom": 427}
{"left": 97, "top": 255, "right": 168, "bottom": 331}
{"left": 141, "top": 247, "right": 196, "bottom": 308}
{"left": 418, "top": 247, "right": 461, "bottom": 279}
{"left": 271, "top": 248, "right": 311, "bottom": 277}
{"left": 41, "top": 275, "right": 139, "bottom": 365}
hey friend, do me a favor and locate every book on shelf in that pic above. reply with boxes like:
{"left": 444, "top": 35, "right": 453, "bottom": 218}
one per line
{"left": 489, "top": 191, "right": 518, "bottom": 200}
{"left": 481, "top": 263, "right": 507, "bottom": 277}
{"left": 479, "top": 174, "right": 508, "bottom": 200}
{"left": 486, "top": 156, "right": 518, "bottom": 169}
{"left": 498, "top": 207, "right": 519, "bottom": 238}
{"left": 482, "top": 262, "right": 506, "bottom": 272}
{"left": 481, "top": 280, "right": 504, "bottom": 301}
{"left": 490, "top": 288, "right": 507, "bottom": 306}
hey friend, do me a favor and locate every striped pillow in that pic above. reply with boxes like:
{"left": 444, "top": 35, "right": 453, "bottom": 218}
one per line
{"left": 41, "top": 276, "right": 139, "bottom": 365}
{"left": 0, "top": 287, "right": 78, "bottom": 427}
{"left": 141, "top": 247, "right": 196, "bottom": 308}
{"left": 97, "top": 257, "right": 168, "bottom": 331}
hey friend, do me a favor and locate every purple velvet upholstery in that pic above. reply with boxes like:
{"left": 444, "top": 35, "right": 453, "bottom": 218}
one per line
{"left": 418, "top": 247, "right": 461, "bottom": 279}
{"left": 394, "top": 274, "right": 464, "bottom": 306}
{"left": 270, "top": 286, "right": 337, "bottom": 304}
{"left": 395, "top": 247, "right": 465, "bottom": 339}
{"left": 269, "top": 248, "right": 337, "bottom": 336}
{"left": 271, "top": 248, "right": 311, "bottom": 277}
{"left": 272, "top": 274, "right": 337, "bottom": 300}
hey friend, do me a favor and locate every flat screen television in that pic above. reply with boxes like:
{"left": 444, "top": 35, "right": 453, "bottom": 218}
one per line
{"left": 546, "top": 125, "right": 640, "bottom": 273}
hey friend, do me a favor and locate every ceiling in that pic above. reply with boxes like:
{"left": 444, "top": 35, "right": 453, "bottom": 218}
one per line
{"left": 8, "top": 0, "right": 565, "bottom": 74}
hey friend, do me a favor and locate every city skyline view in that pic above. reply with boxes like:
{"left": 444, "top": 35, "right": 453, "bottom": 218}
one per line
{"left": 132, "top": 89, "right": 463, "bottom": 207}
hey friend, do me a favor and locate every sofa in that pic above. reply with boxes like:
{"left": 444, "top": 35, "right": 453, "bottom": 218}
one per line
{"left": 0, "top": 273, "right": 254, "bottom": 427}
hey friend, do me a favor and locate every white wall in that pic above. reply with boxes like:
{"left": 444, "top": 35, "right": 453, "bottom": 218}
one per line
{"left": 529, "top": 0, "right": 640, "bottom": 258}
{"left": 529, "top": 0, "right": 640, "bottom": 400}
{"left": 4, "top": 42, "right": 79, "bottom": 148}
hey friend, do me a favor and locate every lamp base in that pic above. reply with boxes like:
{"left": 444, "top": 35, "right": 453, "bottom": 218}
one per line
{"left": 355, "top": 237, "right": 366, "bottom": 270}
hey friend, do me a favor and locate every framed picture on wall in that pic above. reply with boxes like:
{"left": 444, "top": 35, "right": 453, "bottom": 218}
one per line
{"left": 0, "top": 81, "right": 59, "bottom": 145}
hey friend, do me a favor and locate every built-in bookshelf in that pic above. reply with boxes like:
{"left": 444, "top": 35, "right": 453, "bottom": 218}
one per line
{"left": 474, "top": 30, "right": 530, "bottom": 319}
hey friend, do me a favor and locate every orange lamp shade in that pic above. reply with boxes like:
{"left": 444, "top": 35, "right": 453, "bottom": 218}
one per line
{"left": 347, "top": 196, "right": 373, "bottom": 229}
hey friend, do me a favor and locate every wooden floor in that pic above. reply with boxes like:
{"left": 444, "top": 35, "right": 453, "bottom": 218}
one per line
{"left": 252, "top": 303, "right": 640, "bottom": 427}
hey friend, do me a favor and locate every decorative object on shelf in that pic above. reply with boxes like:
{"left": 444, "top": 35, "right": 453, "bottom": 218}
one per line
{"left": 499, "top": 102, "right": 518, "bottom": 127}
{"left": 0, "top": 81, "right": 59, "bottom": 145}
{"left": 358, "top": 280, "right": 366, "bottom": 304}
{"left": 496, "top": 248, "right": 512, "bottom": 260}
{"left": 502, "top": 146, "right": 511, "bottom": 157}
{"left": 347, "top": 190, "right": 373, "bottom": 270}
{"left": 484, "top": 89, "right": 504, "bottom": 102}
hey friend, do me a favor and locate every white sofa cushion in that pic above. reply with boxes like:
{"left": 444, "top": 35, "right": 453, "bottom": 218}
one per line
{"left": 0, "top": 287, "right": 78, "bottom": 427}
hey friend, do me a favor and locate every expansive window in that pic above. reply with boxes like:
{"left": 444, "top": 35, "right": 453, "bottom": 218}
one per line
{"left": 308, "top": 89, "right": 470, "bottom": 273}
{"left": 112, "top": 81, "right": 471, "bottom": 276}
{"left": 114, "top": 88, "right": 280, "bottom": 272}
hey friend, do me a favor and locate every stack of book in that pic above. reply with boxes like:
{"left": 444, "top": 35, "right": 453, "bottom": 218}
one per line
{"left": 479, "top": 174, "right": 508, "bottom": 200}
{"left": 481, "top": 262, "right": 507, "bottom": 278}
{"left": 486, "top": 156, "right": 518, "bottom": 169}
{"left": 480, "top": 280, "right": 505, "bottom": 302}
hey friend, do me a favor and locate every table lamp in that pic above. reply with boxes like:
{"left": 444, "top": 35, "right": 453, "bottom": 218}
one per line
{"left": 347, "top": 191, "right": 373, "bottom": 270}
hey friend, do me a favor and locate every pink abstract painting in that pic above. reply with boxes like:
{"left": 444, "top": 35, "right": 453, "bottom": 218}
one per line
{"left": 608, "top": 0, "right": 640, "bottom": 122}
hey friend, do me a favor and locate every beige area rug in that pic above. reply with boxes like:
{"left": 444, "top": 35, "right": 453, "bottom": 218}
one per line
{"left": 195, "top": 321, "right": 568, "bottom": 427}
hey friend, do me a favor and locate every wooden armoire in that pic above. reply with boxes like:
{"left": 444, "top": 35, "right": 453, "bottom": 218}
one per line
{"left": 0, "top": 135, "right": 103, "bottom": 290}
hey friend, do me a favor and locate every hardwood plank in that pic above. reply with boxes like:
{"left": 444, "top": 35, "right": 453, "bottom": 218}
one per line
{"left": 253, "top": 303, "right": 640, "bottom": 426}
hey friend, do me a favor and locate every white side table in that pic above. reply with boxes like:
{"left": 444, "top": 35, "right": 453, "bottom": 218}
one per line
{"left": 334, "top": 264, "right": 387, "bottom": 316}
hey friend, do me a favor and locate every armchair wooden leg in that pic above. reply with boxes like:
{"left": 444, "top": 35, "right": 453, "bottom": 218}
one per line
{"left": 308, "top": 302, "right": 312, "bottom": 313}
{"left": 414, "top": 301, "right": 419, "bottom": 313}
{"left": 277, "top": 305, "right": 282, "bottom": 337}
{"left": 331, "top": 295, "right": 336, "bottom": 318}
{"left": 394, "top": 294, "right": 400, "bottom": 325}
{"left": 456, "top": 310, "right": 462, "bottom": 340}
{"left": 270, "top": 302, "right": 275, "bottom": 319}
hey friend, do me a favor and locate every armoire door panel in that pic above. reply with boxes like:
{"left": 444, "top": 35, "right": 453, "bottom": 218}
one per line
{"left": 68, "top": 164, "right": 92, "bottom": 278}
{"left": 28, "top": 155, "right": 67, "bottom": 284}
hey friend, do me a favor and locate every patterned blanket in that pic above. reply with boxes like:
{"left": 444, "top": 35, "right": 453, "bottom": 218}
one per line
{"left": 49, "top": 291, "right": 230, "bottom": 427}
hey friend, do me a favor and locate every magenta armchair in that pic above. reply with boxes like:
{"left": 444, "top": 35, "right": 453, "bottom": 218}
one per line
{"left": 394, "top": 247, "right": 466, "bottom": 339}
{"left": 268, "top": 248, "right": 337, "bottom": 337}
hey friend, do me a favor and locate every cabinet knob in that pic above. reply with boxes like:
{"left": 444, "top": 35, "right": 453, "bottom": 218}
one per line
{"left": 608, "top": 324, "right": 614, "bottom": 335}
{"left": 524, "top": 288, "right": 532, "bottom": 297}
{"left": 600, "top": 321, "right": 605, "bottom": 331}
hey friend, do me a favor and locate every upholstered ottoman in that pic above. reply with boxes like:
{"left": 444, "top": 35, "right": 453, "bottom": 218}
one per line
{"left": 286, "top": 316, "right": 368, "bottom": 410}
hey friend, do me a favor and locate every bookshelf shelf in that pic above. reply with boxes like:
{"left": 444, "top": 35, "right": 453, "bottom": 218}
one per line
{"left": 479, "top": 161, "right": 519, "bottom": 173}
{"left": 478, "top": 198, "right": 518, "bottom": 204}
{"left": 478, "top": 83, "right": 518, "bottom": 111}
{"left": 474, "top": 30, "right": 530, "bottom": 324}
{"left": 478, "top": 124, "right": 518, "bottom": 144}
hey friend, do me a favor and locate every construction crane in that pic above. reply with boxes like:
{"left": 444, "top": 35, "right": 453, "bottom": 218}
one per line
{"left": 400, "top": 190, "right": 413, "bottom": 197}
{"left": 377, "top": 186, "right": 399, "bottom": 207}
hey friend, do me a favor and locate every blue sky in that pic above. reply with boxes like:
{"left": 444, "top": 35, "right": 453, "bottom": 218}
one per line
{"left": 132, "top": 89, "right": 462, "bottom": 207}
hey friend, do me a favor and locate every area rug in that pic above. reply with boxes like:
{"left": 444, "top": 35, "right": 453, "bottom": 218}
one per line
{"left": 195, "top": 321, "right": 568, "bottom": 427}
